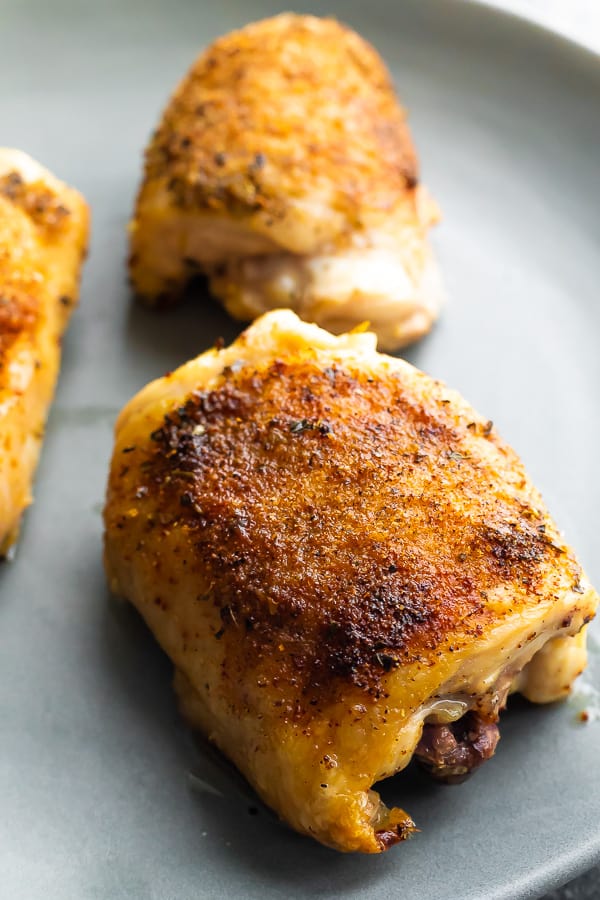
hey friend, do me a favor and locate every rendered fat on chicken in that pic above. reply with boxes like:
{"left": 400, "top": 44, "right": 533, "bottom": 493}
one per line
{"left": 0, "top": 150, "right": 88, "bottom": 555}
{"left": 104, "top": 311, "right": 597, "bottom": 853}
{"left": 129, "top": 14, "right": 443, "bottom": 351}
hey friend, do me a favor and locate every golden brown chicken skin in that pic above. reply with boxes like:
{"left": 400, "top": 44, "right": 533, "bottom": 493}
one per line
{"left": 0, "top": 149, "right": 89, "bottom": 555}
{"left": 104, "top": 311, "right": 597, "bottom": 853}
{"left": 129, "top": 14, "right": 442, "bottom": 350}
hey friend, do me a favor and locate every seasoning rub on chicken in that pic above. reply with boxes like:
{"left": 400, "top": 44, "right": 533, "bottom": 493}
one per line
{"left": 0, "top": 149, "right": 89, "bottom": 555}
{"left": 129, "top": 14, "right": 443, "bottom": 350}
{"left": 103, "top": 310, "right": 597, "bottom": 853}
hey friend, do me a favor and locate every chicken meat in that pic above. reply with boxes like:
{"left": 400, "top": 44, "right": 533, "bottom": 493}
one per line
{"left": 0, "top": 149, "right": 89, "bottom": 555}
{"left": 104, "top": 310, "right": 597, "bottom": 853}
{"left": 129, "top": 14, "right": 443, "bottom": 350}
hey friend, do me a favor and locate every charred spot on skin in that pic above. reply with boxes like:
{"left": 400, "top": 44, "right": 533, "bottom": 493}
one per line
{"left": 478, "top": 521, "right": 548, "bottom": 578}
{"left": 150, "top": 405, "right": 211, "bottom": 461}
{"left": 250, "top": 152, "right": 266, "bottom": 170}
{"left": 220, "top": 604, "right": 239, "bottom": 628}
{"left": 374, "top": 653, "right": 398, "bottom": 672}
{"left": 375, "top": 816, "right": 417, "bottom": 850}
{"left": 318, "top": 582, "right": 434, "bottom": 688}
{"left": 289, "top": 419, "right": 312, "bottom": 434}
{"left": 289, "top": 418, "right": 333, "bottom": 435}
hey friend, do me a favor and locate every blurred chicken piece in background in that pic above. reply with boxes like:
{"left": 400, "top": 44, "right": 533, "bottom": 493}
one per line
{"left": 129, "top": 13, "right": 443, "bottom": 350}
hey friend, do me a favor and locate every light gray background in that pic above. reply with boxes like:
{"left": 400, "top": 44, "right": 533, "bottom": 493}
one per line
{"left": 0, "top": 1, "right": 598, "bottom": 898}
{"left": 480, "top": 0, "right": 600, "bottom": 53}
{"left": 472, "top": 5, "right": 600, "bottom": 894}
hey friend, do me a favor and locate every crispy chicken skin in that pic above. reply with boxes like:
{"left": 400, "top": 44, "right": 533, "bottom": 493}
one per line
{"left": 103, "top": 311, "right": 597, "bottom": 853}
{"left": 0, "top": 149, "right": 89, "bottom": 555}
{"left": 129, "top": 14, "right": 442, "bottom": 350}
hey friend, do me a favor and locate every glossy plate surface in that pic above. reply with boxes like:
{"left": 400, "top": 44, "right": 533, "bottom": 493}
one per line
{"left": 1, "top": 1, "right": 599, "bottom": 897}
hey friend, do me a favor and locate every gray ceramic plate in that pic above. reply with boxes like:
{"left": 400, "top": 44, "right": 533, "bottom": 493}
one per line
{"left": 1, "top": 1, "right": 599, "bottom": 898}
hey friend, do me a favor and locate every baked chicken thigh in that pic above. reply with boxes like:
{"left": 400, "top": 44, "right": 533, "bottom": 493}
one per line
{"left": 0, "top": 149, "right": 88, "bottom": 555}
{"left": 129, "top": 14, "right": 442, "bottom": 350}
{"left": 104, "top": 311, "right": 597, "bottom": 853}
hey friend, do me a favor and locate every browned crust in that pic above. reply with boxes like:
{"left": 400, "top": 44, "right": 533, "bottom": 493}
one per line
{"left": 112, "top": 359, "right": 583, "bottom": 708}
{"left": 0, "top": 171, "right": 76, "bottom": 373}
{"left": 0, "top": 159, "right": 88, "bottom": 555}
{"left": 141, "top": 14, "right": 418, "bottom": 223}
{"left": 0, "top": 287, "right": 38, "bottom": 363}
